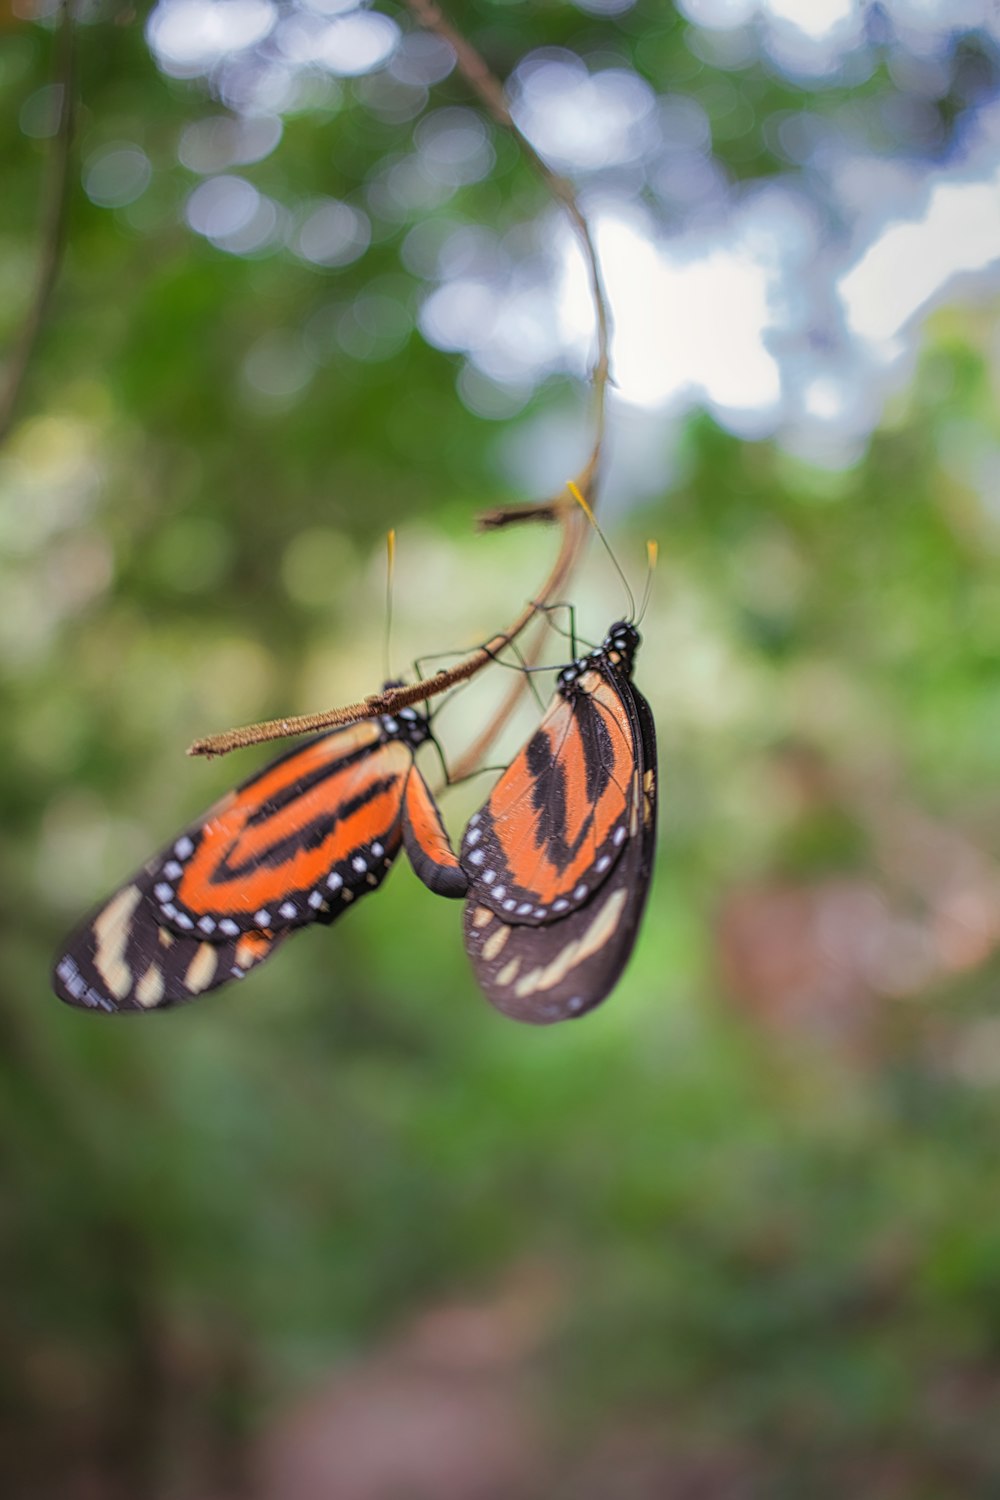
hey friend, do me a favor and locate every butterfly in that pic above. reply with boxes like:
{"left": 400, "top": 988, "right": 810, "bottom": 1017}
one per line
{"left": 459, "top": 620, "right": 657, "bottom": 1024}
{"left": 52, "top": 696, "right": 466, "bottom": 1013}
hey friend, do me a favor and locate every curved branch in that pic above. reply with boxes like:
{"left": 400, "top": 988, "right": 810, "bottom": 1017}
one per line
{"left": 188, "top": 0, "right": 610, "bottom": 760}
{"left": 189, "top": 496, "right": 587, "bottom": 755}
{"left": 0, "top": 2, "right": 76, "bottom": 448}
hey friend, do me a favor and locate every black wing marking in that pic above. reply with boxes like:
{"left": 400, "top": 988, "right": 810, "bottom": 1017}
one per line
{"left": 463, "top": 676, "right": 657, "bottom": 1024}
{"left": 52, "top": 868, "right": 289, "bottom": 1013}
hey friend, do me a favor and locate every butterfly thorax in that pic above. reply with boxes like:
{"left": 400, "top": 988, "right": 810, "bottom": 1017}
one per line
{"left": 557, "top": 621, "right": 640, "bottom": 695}
{"left": 377, "top": 680, "right": 431, "bottom": 750}
{"left": 378, "top": 704, "right": 429, "bottom": 750}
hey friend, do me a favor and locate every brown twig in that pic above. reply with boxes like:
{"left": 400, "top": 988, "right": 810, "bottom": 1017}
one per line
{"left": 189, "top": 494, "right": 587, "bottom": 755}
{"left": 0, "top": 2, "right": 76, "bottom": 448}
{"left": 188, "top": 0, "right": 611, "bottom": 759}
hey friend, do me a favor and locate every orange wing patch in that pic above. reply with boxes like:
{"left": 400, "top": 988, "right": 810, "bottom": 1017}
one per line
{"left": 401, "top": 765, "right": 468, "bottom": 899}
{"left": 461, "top": 669, "right": 637, "bottom": 924}
{"left": 152, "top": 726, "right": 412, "bottom": 936}
{"left": 52, "top": 699, "right": 468, "bottom": 1015}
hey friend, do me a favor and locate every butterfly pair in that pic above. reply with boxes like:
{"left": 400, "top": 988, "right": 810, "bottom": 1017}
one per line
{"left": 52, "top": 622, "right": 656, "bottom": 1024}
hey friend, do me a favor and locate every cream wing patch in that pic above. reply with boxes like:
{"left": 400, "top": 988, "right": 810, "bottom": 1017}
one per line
{"left": 512, "top": 888, "right": 628, "bottom": 1001}
{"left": 482, "top": 924, "right": 510, "bottom": 962}
{"left": 135, "top": 963, "right": 166, "bottom": 1009}
{"left": 93, "top": 884, "right": 143, "bottom": 1001}
{"left": 184, "top": 942, "right": 219, "bottom": 994}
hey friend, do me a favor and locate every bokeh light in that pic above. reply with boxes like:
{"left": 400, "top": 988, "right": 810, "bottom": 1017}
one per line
{"left": 133, "top": 0, "right": 1000, "bottom": 488}
{"left": 7, "top": 6, "right": 1000, "bottom": 1494}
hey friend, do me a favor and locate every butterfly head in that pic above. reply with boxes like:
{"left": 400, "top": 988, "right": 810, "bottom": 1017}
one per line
{"left": 602, "top": 620, "right": 640, "bottom": 674}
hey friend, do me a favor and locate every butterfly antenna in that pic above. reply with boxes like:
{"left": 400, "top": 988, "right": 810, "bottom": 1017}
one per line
{"left": 637, "top": 539, "right": 658, "bottom": 624}
{"left": 566, "top": 481, "right": 636, "bottom": 621}
{"left": 383, "top": 528, "right": 396, "bottom": 684}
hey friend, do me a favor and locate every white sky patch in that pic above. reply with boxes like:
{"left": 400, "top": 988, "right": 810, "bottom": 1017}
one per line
{"left": 684, "top": 0, "right": 975, "bottom": 33}
{"left": 510, "top": 54, "right": 656, "bottom": 171}
{"left": 313, "top": 12, "right": 399, "bottom": 76}
{"left": 839, "top": 167, "right": 1000, "bottom": 344}
{"left": 765, "top": 0, "right": 855, "bottom": 40}
{"left": 803, "top": 376, "right": 850, "bottom": 422}
{"left": 557, "top": 213, "right": 781, "bottom": 419}
{"left": 147, "top": 0, "right": 276, "bottom": 77}
{"left": 679, "top": 0, "right": 756, "bottom": 27}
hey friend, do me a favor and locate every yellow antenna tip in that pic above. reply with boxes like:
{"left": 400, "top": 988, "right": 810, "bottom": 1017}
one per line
{"left": 566, "top": 479, "right": 597, "bottom": 526}
{"left": 386, "top": 527, "right": 396, "bottom": 562}
{"left": 646, "top": 539, "right": 659, "bottom": 570}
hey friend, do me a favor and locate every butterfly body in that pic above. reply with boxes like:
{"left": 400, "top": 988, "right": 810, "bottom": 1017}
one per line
{"left": 52, "top": 625, "right": 658, "bottom": 1027}
{"left": 460, "top": 622, "right": 657, "bottom": 1024}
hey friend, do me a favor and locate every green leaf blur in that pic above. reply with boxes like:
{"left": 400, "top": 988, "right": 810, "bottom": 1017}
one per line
{"left": 3, "top": 3, "right": 1000, "bottom": 1495}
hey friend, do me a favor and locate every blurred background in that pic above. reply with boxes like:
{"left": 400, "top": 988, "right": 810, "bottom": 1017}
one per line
{"left": 3, "top": 0, "right": 1000, "bottom": 1495}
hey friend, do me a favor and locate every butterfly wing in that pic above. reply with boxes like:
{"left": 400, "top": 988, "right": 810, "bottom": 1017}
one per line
{"left": 462, "top": 667, "right": 657, "bottom": 1024}
{"left": 52, "top": 717, "right": 421, "bottom": 1012}
{"left": 53, "top": 870, "right": 286, "bottom": 1013}
{"left": 401, "top": 763, "right": 468, "bottom": 899}
{"left": 460, "top": 670, "right": 637, "bottom": 923}
{"left": 147, "top": 721, "right": 413, "bottom": 939}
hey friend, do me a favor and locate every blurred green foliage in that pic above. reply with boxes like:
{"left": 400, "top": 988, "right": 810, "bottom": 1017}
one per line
{"left": 2, "top": 4, "right": 1000, "bottom": 1497}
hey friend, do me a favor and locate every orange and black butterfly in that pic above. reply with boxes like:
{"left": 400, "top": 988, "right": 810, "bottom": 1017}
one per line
{"left": 460, "top": 621, "right": 656, "bottom": 1024}
{"left": 52, "top": 697, "right": 466, "bottom": 1013}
